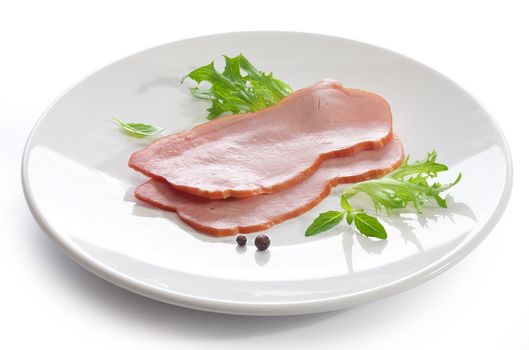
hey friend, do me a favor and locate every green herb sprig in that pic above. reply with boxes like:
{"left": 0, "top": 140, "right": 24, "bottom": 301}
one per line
{"left": 305, "top": 151, "right": 461, "bottom": 238}
{"left": 305, "top": 196, "right": 387, "bottom": 239}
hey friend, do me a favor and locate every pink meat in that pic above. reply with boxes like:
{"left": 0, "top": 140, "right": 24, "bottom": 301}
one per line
{"left": 135, "top": 137, "right": 403, "bottom": 236}
{"left": 129, "top": 80, "right": 394, "bottom": 199}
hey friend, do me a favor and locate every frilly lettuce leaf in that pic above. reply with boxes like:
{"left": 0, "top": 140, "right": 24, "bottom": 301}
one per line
{"left": 182, "top": 54, "right": 292, "bottom": 120}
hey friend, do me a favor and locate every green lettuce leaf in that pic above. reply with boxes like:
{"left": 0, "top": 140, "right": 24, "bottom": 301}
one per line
{"left": 182, "top": 54, "right": 292, "bottom": 120}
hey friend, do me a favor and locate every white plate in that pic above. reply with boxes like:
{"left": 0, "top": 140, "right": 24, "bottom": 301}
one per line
{"left": 22, "top": 32, "right": 512, "bottom": 315}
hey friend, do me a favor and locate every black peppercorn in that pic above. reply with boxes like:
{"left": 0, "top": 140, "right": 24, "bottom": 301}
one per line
{"left": 254, "top": 234, "right": 270, "bottom": 251}
{"left": 236, "top": 235, "right": 247, "bottom": 246}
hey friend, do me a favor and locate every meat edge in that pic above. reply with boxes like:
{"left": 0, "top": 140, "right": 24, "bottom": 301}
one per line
{"left": 134, "top": 140, "right": 404, "bottom": 236}
{"left": 130, "top": 131, "right": 394, "bottom": 200}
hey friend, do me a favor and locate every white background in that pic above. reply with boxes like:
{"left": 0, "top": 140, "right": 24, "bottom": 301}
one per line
{"left": 1, "top": 1, "right": 526, "bottom": 348}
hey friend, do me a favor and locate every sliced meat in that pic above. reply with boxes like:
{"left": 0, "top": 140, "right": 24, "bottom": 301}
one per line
{"left": 135, "top": 137, "right": 403, "bottom": 236}
{"left": 129, "top": 80, "right": 394, "bottom": 199}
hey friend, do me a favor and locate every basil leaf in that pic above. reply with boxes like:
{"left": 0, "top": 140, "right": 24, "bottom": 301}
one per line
{"left": 353, "top": 213, "right": 387, "bottom": 239}
{"left": 305, "top": 211, "right": 344, "bottom": 236}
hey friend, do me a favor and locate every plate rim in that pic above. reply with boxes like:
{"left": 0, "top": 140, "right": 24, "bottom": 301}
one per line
{"left": 21, "top": 30, "right": 514, "bottom": 315}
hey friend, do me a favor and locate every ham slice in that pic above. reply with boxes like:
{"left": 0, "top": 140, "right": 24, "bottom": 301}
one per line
{"left": 129, "top": 80, "right": 394, "bottom": 199}
{"left": 135, "top": 138, "right": 403, "bottom": 236}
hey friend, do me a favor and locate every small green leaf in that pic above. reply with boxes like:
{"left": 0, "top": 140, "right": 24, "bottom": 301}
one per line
{"left": 346, "top": 211, "right": 354, "bottom": 225}
{"left": 305, "top": 211, "right": 344, "bottom": 236}
{"left": 353, "top": 213, "right": 387, "bottom": 239}
{"left": 113, "top": 118, "right": 165, "bottom": 138}
{"left": 340, "top": 195, "right": 352, "bottom": 212}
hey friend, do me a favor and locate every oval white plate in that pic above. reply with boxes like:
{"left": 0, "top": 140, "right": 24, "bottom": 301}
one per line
{"left": 22, "top": 32, "right": 512, "bottom": 315}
